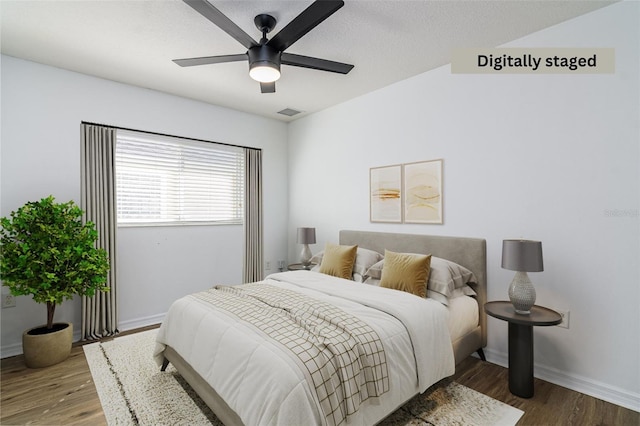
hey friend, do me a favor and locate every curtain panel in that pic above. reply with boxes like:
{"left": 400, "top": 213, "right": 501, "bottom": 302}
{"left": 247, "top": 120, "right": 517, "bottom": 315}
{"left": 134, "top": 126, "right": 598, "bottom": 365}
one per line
{"left": 243, "top": 148, "right": 263, "bottom": 283}
{"left": 80, "top": 123, "right": 118, "bottom": 339}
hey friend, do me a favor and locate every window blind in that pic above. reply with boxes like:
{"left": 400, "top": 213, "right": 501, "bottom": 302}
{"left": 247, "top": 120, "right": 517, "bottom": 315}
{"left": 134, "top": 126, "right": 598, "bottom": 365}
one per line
{"left": 115, "top": 130, "right": 244, "bottom": 226}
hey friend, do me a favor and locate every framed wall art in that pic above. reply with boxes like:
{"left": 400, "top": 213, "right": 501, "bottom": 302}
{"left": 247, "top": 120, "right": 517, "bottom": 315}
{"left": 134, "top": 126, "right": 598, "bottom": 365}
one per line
{"left": 370, "top": 165, "right": 402, "bottom": 223}
{"left": 403, "top": 159, "right": 443, "bottom": 224}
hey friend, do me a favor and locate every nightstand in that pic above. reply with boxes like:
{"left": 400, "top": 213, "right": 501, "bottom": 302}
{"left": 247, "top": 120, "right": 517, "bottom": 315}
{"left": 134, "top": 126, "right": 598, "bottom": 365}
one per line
{"left": 484, "top": 301, "right": 561, "bottom": 398}
{"left": 287, "top": 263, "right": 315, "bottom": 271}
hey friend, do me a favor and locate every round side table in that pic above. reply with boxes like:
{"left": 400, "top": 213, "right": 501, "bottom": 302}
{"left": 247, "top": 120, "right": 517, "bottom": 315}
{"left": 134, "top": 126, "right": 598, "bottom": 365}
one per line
{"left": 287, "top": 263, "right": 315, "bottom": 271}
{"left": 484, "top": 301, "right": 561, "bottom": 398}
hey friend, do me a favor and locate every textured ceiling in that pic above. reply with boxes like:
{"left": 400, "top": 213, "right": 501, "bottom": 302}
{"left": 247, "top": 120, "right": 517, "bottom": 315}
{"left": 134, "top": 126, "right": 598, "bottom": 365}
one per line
{"left": 1, "top": 0, "right": 615, "bottom": 121}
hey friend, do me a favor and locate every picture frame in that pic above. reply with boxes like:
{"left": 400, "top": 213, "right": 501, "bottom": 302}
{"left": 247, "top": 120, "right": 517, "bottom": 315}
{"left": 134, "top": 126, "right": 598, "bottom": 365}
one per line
{"left": 370, "top": 164, "right": 402, "bottom": 223}
{"left": 403, "top": 159, "right": 443, "bottom": 224}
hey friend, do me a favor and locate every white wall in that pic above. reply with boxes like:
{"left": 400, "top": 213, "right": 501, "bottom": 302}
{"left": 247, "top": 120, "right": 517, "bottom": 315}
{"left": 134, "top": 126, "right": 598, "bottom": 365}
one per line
{"left": 287, "top": 2, "right": 639, "bottom": 411}
{"left": 0, "top": 55, "right": 289, "bottom": 356}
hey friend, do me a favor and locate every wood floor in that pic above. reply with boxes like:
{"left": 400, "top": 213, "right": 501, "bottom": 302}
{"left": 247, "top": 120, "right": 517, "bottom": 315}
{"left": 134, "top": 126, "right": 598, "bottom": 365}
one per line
{"left": 1, "top": 327, "right": 638, "bottom": 425}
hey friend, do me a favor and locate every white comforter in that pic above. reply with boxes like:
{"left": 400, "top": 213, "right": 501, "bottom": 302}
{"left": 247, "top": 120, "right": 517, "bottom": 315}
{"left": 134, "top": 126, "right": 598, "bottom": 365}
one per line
{"left": 154, "top": 271, "right": 454, "bottom": 426}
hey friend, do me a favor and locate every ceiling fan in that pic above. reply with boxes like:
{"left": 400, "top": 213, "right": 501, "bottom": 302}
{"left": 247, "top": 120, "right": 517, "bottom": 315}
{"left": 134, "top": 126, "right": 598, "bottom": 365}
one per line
{"left": 173, "top": 0, "right": 354, "bottom": 93}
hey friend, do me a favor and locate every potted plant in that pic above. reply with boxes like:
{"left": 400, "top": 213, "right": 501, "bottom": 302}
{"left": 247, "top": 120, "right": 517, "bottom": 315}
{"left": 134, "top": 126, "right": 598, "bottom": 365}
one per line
{"left": 0, "top": 196, "right": 110, "bottom": 368}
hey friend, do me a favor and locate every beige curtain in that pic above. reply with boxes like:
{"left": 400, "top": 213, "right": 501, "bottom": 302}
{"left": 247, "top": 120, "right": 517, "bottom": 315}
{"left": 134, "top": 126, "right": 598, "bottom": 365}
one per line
{"left": 243, "top": 148, "right": 263, "bottom": 283}
{"left": 80, "top": 123, "right": 118, "bottom": 339}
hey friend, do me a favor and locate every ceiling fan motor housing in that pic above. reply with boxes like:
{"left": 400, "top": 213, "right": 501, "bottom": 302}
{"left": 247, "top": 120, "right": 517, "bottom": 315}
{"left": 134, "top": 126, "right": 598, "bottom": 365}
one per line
{"left": 248, "top": 44, "right": 282, "bottom": 72}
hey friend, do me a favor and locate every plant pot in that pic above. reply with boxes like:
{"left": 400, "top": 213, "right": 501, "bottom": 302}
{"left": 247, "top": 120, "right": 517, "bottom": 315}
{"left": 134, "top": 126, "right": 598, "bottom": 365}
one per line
{"left": 22, "top": 322, "right": 73, "bottom": 368}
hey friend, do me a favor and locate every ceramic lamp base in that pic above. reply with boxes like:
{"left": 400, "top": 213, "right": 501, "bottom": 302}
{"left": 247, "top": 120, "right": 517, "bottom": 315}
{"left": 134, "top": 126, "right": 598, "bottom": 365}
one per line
{"left": 300, "top": 244, "right": 312, "bottom": 267}
{"left": 508, "top": 271, "right": 536, "bottom": 315}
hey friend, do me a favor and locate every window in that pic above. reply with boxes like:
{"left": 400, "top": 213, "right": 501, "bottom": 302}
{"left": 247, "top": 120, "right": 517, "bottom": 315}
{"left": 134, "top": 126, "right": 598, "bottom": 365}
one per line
{"left": 115, "top": 130, "right": 244, "bottom": 226}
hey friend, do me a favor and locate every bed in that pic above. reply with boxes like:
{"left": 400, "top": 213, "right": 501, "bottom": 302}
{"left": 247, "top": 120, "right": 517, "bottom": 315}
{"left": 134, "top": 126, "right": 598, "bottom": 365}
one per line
{"left": 154, "top": 230, "right": 487, "bottom": 426}
{"left": 337, "top": 230, "right": 487, "bottom": 366}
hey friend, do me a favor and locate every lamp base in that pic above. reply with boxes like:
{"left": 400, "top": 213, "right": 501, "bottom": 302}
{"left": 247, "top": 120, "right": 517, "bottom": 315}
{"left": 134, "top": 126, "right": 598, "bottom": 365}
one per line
{"left": 508, "top": 271, "right": 536, "bottom": 315}
{"left": 300, "top": 244, "right": 312, "bottom": 267}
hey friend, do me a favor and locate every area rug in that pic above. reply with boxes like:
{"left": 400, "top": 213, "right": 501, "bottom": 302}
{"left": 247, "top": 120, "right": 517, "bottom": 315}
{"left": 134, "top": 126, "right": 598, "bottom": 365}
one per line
{"left": 84, "top": 330, "right": 523, "bottom": 426}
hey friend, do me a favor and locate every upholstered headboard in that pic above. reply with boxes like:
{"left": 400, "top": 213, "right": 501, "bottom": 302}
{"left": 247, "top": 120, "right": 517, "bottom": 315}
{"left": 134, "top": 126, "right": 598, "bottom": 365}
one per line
{"left": 339, "top": 230, "right": 487, "bottom": 350}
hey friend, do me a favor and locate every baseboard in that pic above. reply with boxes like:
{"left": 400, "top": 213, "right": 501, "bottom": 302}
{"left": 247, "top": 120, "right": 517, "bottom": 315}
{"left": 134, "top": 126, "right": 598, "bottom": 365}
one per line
{"left": 117, "top": 313, "right": 166, "bottom": 332}
{"left": 484, "top": 348, "right": 640, "bottom": 413}
{"left": 0, "top": 314, "right": 166, "bottom": 359}
{"left": 1, "top": 342, "right": 23, "bottom": 359}
{"left": 1, "top": 328, "right": 83, "bottom": 359}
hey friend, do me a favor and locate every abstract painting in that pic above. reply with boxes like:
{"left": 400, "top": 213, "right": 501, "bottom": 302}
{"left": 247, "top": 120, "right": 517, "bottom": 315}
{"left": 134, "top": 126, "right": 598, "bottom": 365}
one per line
{"left": 370, "top": 165, "right": 402, "bottom": 223}
{"left": 403, "top": 159, "right": 443, "bottom": 224}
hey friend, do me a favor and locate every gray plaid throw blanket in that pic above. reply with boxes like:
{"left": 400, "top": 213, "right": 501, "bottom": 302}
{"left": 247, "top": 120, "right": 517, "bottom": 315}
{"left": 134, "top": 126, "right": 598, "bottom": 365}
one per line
{"left": 193, "top": 283, "right": 389, "bottom": 426}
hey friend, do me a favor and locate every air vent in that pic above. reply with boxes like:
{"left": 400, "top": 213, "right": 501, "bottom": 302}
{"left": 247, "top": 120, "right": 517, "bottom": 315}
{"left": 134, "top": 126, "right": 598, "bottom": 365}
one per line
{"left": 277, "top": 108, "right": 302, "bottom": 117}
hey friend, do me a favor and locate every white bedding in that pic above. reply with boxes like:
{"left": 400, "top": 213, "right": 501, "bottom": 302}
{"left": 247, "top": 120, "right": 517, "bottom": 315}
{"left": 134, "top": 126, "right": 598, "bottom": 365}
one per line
{"left": 447, "top": 295, "right": 479, "bottom": 342}
{"left": 154, "top": 271, "right": 455, "bottom": 426}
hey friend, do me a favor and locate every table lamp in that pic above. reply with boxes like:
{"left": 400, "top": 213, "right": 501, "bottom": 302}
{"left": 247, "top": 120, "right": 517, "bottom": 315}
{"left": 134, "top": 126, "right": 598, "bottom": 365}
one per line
{"left": 297, "top": 227, "right": 316, "bottom": 267}
{"left": 501, "top": 239, "right": 543, "bottom": 314}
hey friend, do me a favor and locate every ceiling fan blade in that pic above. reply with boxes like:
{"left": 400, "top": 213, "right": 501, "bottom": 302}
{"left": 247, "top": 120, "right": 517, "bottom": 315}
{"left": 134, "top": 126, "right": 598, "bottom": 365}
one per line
{"left": 281, "top": 53, "right": 353, "bottom": 74}
{"left": 173, "top": 54, "right": 247, "bottom": 67}
{"left": 183, "top": 0, "right": 257, "bottom": 49}
{"left": 260, "top": 82, "right": 276, "bottom": 93}
{"left": 267, "top": 1, "right": 344, "bottom": 52}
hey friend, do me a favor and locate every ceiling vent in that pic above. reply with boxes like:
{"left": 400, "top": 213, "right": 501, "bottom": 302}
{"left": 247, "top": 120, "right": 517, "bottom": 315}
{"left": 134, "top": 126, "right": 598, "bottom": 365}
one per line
{"left": 278, "top": 108, "right": 302, "bottom": 117}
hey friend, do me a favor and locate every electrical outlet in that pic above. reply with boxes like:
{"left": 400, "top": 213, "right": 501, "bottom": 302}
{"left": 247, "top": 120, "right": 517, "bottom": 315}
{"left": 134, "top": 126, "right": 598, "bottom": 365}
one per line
{"left": 2, "top": 294, "right": 16, "bottom": 308}
{"left": 265, "top": 261, "right": 271, "bottom": 271}
{"left": 556, "top": 309, "right": 570, "bottom": 329}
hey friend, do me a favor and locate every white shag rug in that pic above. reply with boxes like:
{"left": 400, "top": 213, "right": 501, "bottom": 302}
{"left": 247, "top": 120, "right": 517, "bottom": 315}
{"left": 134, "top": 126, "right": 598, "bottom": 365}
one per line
{"left": 84, "top": 330, "right": 523, "bottom": 426}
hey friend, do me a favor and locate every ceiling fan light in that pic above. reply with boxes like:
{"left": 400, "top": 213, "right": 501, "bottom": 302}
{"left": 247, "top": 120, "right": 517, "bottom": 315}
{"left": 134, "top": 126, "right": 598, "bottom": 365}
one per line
{"left": 248, "top": 44, "right": 281, "bottom": 83}
{"left": 249, "top": 62, "right": 281, "bottom": 83}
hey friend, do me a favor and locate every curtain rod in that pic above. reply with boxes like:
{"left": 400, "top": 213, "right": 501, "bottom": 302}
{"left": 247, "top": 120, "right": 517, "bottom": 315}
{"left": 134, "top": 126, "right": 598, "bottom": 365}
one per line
{"left": 81, "top": 121, "right": 261, "bottom": 152}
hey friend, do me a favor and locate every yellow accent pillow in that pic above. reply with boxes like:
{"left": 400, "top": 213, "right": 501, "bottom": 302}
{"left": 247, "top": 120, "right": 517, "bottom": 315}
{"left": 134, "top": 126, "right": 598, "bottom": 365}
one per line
{"left": 379, "top": 250, "right": 431, "bottom": 298}
{"left": 318, "top": 243, "right": 358, "bottom": 279}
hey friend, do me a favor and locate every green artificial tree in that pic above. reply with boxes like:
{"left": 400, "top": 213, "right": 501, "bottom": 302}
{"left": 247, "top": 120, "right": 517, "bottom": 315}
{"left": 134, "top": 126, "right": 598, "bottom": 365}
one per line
{"left": 0, "top": 196, "right": 110, "bottom": 331}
